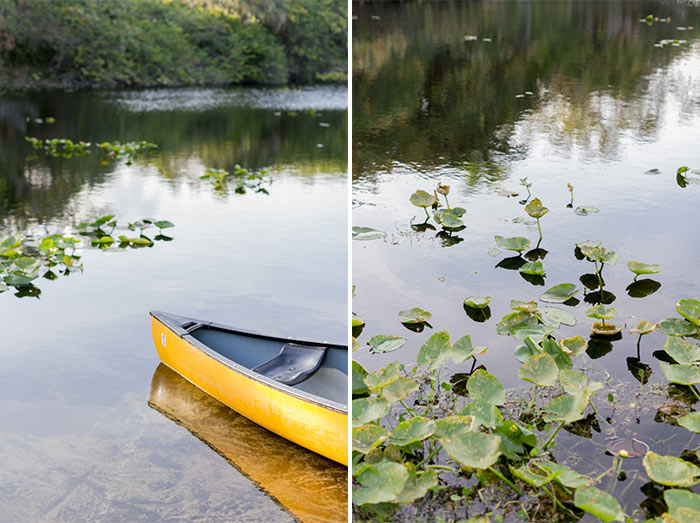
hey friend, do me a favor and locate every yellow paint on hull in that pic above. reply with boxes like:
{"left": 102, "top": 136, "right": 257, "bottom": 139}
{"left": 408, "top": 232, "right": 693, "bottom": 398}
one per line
{"left": 150, "top": 315, "right": 348, "bottom": 466}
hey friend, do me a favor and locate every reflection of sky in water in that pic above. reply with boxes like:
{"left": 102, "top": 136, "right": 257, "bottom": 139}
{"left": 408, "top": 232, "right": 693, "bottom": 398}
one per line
{"left": 106, "top": 85, "right": 348, "bottom": 112}
{"left": 0, "top": 86, "right": 346, "bottom": 521}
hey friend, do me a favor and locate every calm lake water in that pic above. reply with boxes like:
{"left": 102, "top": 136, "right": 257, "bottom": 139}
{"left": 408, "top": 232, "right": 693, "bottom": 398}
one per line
{"left": 353, "top": 0, "right": 700, "bottom": 517}
{"left": 0, "top": 85, "right": 347, "bottom": 521}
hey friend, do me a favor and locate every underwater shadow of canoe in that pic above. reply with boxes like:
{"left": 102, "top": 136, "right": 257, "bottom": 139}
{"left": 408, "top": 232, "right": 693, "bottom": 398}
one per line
{"left": 148, "top": 363, "right": 348, "bottom": 523}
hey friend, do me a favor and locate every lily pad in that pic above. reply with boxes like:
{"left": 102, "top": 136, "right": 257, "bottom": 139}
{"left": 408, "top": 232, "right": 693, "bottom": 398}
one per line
{"left": 464, "top": 296, "right": 491, "bottom": 309}
{"left": 354, "top": 460, "right": 409, "bottom": 505}
{"left": 438, "top": 430, "right": 502, "bottom": 469}
{"left": 519, "top": 261, "right": 545, "bottom": 276}
{"left": 628, "top": 261, "right": 662, "bottom": 276}
{"left": 494, "top": 235, "right": 530, "bottom": 252}
{"left": 410, "top": 190, "right": 438, "bottom": 208}
{"left": 416, "top": 330, "right": 452, "bottom": 371}
{"left": 559, "top": 336, "right": 588, "bottom": 356}
{"left": 364, "top": 361, "right": 401, "bottom": 390}
{"left": 629, "top": 321, "right": 656, "bottom": 335}
{"left": 461, "top": 398, "right": 504, "bottom": 429}
{"left": 677, "top": 299, "right": 700, "bottom": 327}
{"left": 368, "top": 335, "right": 407, "bottom": 353}
{"left": 433, "top": 415, "right": 475, "bottom": 438}
{"left": 574, "top": 486, "right": 625, "bottom": 522}
{"left": 352, "top": 226, "right": 385, "bottom": 241}
{"left": 587, "top": 304, "right": 615, "bottom": 320}
{"left": 544, "top": 394, "right": 587, "bottom": 423}
{"left": 352, "top": 397, "right": 391, "bottom": 427}
{"left": 591, "top": 322, "right": 622, "bottom": 336}
{"left": 390, "top": 417, "right": 436, "bottom": 446}
{"left": 467, "top": 369, "right": 505, "bottom": 405}
{"left": 352, "top": 424, "right": 388, "bottom": 454}
{"left": 518, "top": 353, "right": 559, "bottom": 386}
{"left": 382, "top": 377, "right": 419, "bottom": 402}
{"left": 658, "top": 318, "right": 697, "bottom": 336}
{"left": 509, "top": 464, "right": 551, "bottom": 488}
{"left": 394, "top": 469, "right": 438, "bottom": 504}
{"left": 434, "top": 211, "right": 464, "bottom": 229}
{"left": 541, "top": 306, "right": 577, "bottom": 328}
{"left": 663, "top": 337, "right": 700, "bottom": 365}
{"left": 659, "top": 362, "right": 700, "bottom": 386}
{"left": 352, "top": 361, "right": 369, "bottom": 395}
{"left": 678, "top": 412, "right": 700, "bottom": 433}
{"left": 536, "top": 461, "right": 590, "bottom": 488}
{"left": 540, "top": 283, "right": 579, "bottom": 303}
{"left": 643, "top": 451, "right": 700, "bottom": 487}
{"left": 352, "top": 314, "right": 365, "bottom": 327}
{"left": 398, "top": 308, "right": 432, "bottom": 324}
{"left": 664, "top": 489, "right": 700, "bottom": 520}
{"left": 524, "top": 198, "right": 549, "bottom": 219}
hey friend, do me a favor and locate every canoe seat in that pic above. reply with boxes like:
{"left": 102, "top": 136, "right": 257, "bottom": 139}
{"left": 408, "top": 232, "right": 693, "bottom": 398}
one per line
{"left": 252, "top": 343, "right": 327, "bottom": 386}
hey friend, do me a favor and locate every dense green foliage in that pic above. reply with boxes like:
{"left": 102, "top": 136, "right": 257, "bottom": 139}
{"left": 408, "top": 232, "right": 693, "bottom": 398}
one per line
{"left": 0, "top": 0, "right": 346, "bottom": 88}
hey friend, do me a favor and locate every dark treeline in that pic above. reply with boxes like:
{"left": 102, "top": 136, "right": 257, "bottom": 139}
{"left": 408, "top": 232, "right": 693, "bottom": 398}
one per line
{"left": 0, "top": 0, "right": 347, "bottom": 88}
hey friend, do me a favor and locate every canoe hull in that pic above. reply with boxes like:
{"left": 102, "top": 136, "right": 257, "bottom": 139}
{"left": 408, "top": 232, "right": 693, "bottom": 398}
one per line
{"left": 150, "top": 314, "right": 348, "bottom": 465}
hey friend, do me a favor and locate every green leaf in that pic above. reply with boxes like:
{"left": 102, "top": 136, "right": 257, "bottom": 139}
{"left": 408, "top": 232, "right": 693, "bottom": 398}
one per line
{"left": 510, "top": 464, "right": 551, "bottom": 488}
{"left": 586, "top": 304, "right": 615, "bottom": 320}
{"left": 629, "top": 321, "right": 656, "bottom": 335}
{"left": 352, "top": 424, "right": 388, "bottom": 454}
{"left": 497, "top": 311, "right": 539, "bottom": 336}
{"left": 559, "top": 336, "right": 588, "bottom": 356}
{"left": 678, "top": 412, "right": 700, "bottom": 434}
{"left": 364, "top": 361, "right": 401, "bottom": 391}
{"left": 416, "top": 330, "right": 451, "bottom": 371}
{"left": 390, "top": 417, "right": 436, "bottom": 446}
{"left": 540, "top": 283, "right": 578, "bottom": 303}
{"left": 352, "top": 226, "right": 384, "bottom": 241}
{"left": 394, "top": 469, "right": 438, "bottom": 504}
{"left": 352, "top": 397, "right": 391, "bottom": 427}
{"left": 660, "top": 362, "right": 700, "bottom": 386}
{"left": 494, "top": 235, "right": 530, "bottom": 252}
{"left": 438, "top": 431, "right": 502, "bottom": 469}
{"left": 398, "top": 307, "right": 432, "bottom": 324}
{"left": 663, "top": 336, "right": 700, "bottom": 365}
{"left": 461, "top": 399, "right": 503, "bottom": 429}
{"left": 154, "top": 220, "right": 174, "bottom": 229}
{"left": 354, "top": 460, "right": 409, "bottom": 505}
{"left": 664, "top": 489, "right": 700, "bottom": 520}
{"left": 627, "top": 261, "right": 662, "bottom": 276}
{"left": 451, "top": 335, "right": 483, "bottom": 363}
{"left": 409, "top": 190, "right": 438, "bottom": 208}
{"left": 352, "top": 361, "right": 369, "bottom": 395}
{"left": 559, "top": 369, "right": 587, "bottom": 396}
{"left": 510, "top": 300, "right": 539, "bottom": 313}
{"left": 544, "top": 394, "right": 587, "bottom": 423}
{"left": 524, "top": 198, "right": 549, "bottom": 219}
{"left": 643, "top": 451, "right": 700, "bottom": 487}
{"left": 677, "top": 299, "right": 700, "bottom": 327}
{"left": 435, "top": 211, "right": 464, "bottom": 229}
{"left": 518, "top": 353, "right": 559, "bottom": 386}
{"left": 464, "top": 296, "right": 491, "bottom": 309}
{"left": 657, "top": 318, "right": 698, "bottom": 336}
{"left": 433, "top": 416, "right": 475, "bottom": 438}
{"left": 368, "top": 335, "right": 407, "bottom": 353}
{"left": 574, "top": 486, "right": 625, "bottom": 522}
{"left": 519, "top": 261, "right": 545, "bottom": 276}
{"left": 467, "top": 369, "right": 505, "bottom": 405}
{"left": 536, "top": 461, "right": 589, "bottom": 489}
{"left": 542, "top": 337, "right": 573, "bottom": 370}
{"left": 351, "top": 313, "right": 365, "bottom": 327}
{"left": 382, "top": 377, "right": 419, "bottom": 402}
{"left": 541, "top": 306, "right": 576, "bottom": 328}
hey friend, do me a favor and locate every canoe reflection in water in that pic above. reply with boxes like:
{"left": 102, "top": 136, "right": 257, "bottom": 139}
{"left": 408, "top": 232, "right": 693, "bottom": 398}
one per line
{"left": 148, "top": 364, "right": 348, "bottom": 523}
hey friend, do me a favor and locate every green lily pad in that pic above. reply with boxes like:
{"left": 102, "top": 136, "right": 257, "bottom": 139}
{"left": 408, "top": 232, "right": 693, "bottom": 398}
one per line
{"left": 410, "top": 190, "right": 438, "bottom": 208}
{"left": 659, "top": 362, "right": 700, "bottom": 386}
{"left": 536, "top": 462, "right": 589, "bottom": 489}
{"left": 629, "top": 321, "right": 656, "bottom": 335}
{"left": 509, "top": 464, "right": 552, "bottom": 488}
{"left": 628, "top": 261, "right": 662, "bottom": 276}
{"left": 352, "top": 424, "right": 388, "bottom": 454}
{"left": 591, "top": 322, "right": 622, "bottom": 336}
{"left": 663, "top": 337, "right": 700, "bottom": 365}
{"left": 677, "top": 299, "right": 700, "bottom": 327}
{"left": 518, "top": 353, "right": 559, "bottom": 386}
{"left": 464, "top": 296, "right": 491, "bottom": 309}
{"left": 461, "top": 398, "right": 504, "bottom": 429}
{"left": 559, "top": 336, "right": 588, "bottom": 356}
{"left": 519, "top": 261, "right": 545, "bottom": 276}
{"left": 658, "top": 318, "right": 698, "bottom": 336}
{"left": 541, "top": 306, "right": 577, "bottom": 328}
{"left": 352, "top": 313, "right": 365, "bottom": 327}
{"left": 433, "top": 416, "right": 475, "bottom": 438}
{"left": 354, "top": 460, "right": 409, "bottom": 505}
{"left": 352, "top": 226, "right": 385, "bottom": 241}
{"left": 574, "top": 486, "right": 625, "bottom": 522}
{"left": 540, "top": 283, "right": 579, "bottom": 303}
{"left": 154, "top": 220, "right": 174, "bottom": 229}
{"left": 643, "top": 451, "right": 700, "bottom": 487}
{"left": 352, "top": 397, "right": 391, "bottom": 427}
{"left": 497, "top": 311, "right": 539, "bottom": 336}
{"left": 394, "top": 469, "right": 438, "bottom": 504}
{"left": 352, "top": 361, "right": 369, "bottom": 395}
{"left": 416, "top": 330, "right": 452, "bottom": 371}
{"left": 364, "top": 361, "right": 401, "bottom": 390}
{"left": 544, "top": 394, "right": 587, "bottom": 423}
{"left": 664, "top": 489, "right": 700, "bottom": 520}
{"left": 382, "top": 377, "right": 419, "bottom": 402}
{"left": 494, "top": 235, "right": 530, "bottom": 252}
{"left": 587, "top": 304, "right": 615, "bottom": 320}
{"left": 451, "top": 335, "right": 483, "bottom": 363}
{"left": 559, "top": 369, "right": 589, "bottom": 396}
{"left": 390, "top": 417, "right": 436, "bottom": 446}
{"left": 438, "top": 431, "right": 502, "bottom": 469}
{"left": 524, "top": 198, "right": 549, "bottom": 219}
{"left": 678, "top": 412, "right": 700, "bottom": 433}
{"left": 510, "top": 300, "right": 539, "bottom": 313}
{"left": 467, "top": 369, "right": 505, "bottom": 405}
{"left": 368, "top": 334, "right": 407, "bottom": 353}
{"left": 435, "top": 211, "right": 464, "bottom": 229}
{"left": 398, "top": 307, "right": 432, "bottom": 324}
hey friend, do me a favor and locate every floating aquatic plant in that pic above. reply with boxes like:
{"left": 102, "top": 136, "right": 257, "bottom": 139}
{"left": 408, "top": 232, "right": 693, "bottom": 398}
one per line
{"left": 200, "top": 166, "right": 270, "bottom": 195}
{"left": 524, "top": 198, "right": 548, "bottom": 241}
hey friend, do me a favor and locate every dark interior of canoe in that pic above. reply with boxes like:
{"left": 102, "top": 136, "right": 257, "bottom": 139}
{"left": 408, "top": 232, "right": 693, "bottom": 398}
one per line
{"left": 188, "top": 326, "right": 347, "bottom": 406}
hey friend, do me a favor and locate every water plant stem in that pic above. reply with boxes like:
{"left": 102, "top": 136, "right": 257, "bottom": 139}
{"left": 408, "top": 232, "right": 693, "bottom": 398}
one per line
{"left": 418, "top": 444, "right": 443, "bottom": 467}
{"left": 487, "top": 466, "right": 524, "bottom": 496}
{"left": 589, "top": 398, "right": 600, "bottom": 417}
{"left": 400, "top": 400, "right": 418, "bottom": 418}
{"left": 541, "top": 421, "right": 565, "bottom": 451}
{"left": 541, "top": 484, "right": 571, "bottom": 514}
{"left": 528, "top": 385, "right": 538, "bottom": 409}
{"left": 615, "top": 456, "right": 624, "bottom": 478}
{"left": 536, "top": 217, "right": 543, "bottom": 241}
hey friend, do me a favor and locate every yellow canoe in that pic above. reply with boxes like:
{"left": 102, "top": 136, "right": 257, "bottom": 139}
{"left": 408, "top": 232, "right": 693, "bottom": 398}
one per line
{"left": 148, "top": 363, "right": 348, "bottom": 523}
{"left": 150, "top": 311, "right": 348, "bottom": 465}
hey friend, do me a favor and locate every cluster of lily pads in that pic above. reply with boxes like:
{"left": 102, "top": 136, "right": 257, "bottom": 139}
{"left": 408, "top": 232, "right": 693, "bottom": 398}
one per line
{"left": 0, "top": 216, "right": 173, "bottom": 298}
{"left": 25, "top": 137, "right": 157, "bottom": 163}
{"left": 199, "top": 166, "right": 270, "bottom": 195}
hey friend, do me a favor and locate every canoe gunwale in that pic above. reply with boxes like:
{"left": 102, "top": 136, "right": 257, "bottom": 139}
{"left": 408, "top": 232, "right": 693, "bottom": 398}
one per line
{"left": 150, "top": 311, "right": 348, "bottom": 414}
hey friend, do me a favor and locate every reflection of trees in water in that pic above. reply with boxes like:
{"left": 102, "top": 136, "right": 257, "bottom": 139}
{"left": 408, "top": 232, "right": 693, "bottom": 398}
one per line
{"left": 353, "top": 1, "right": 700, "bottom": 177}
{"left": 0, "top": 91, "right": 347, "bottom": 229}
